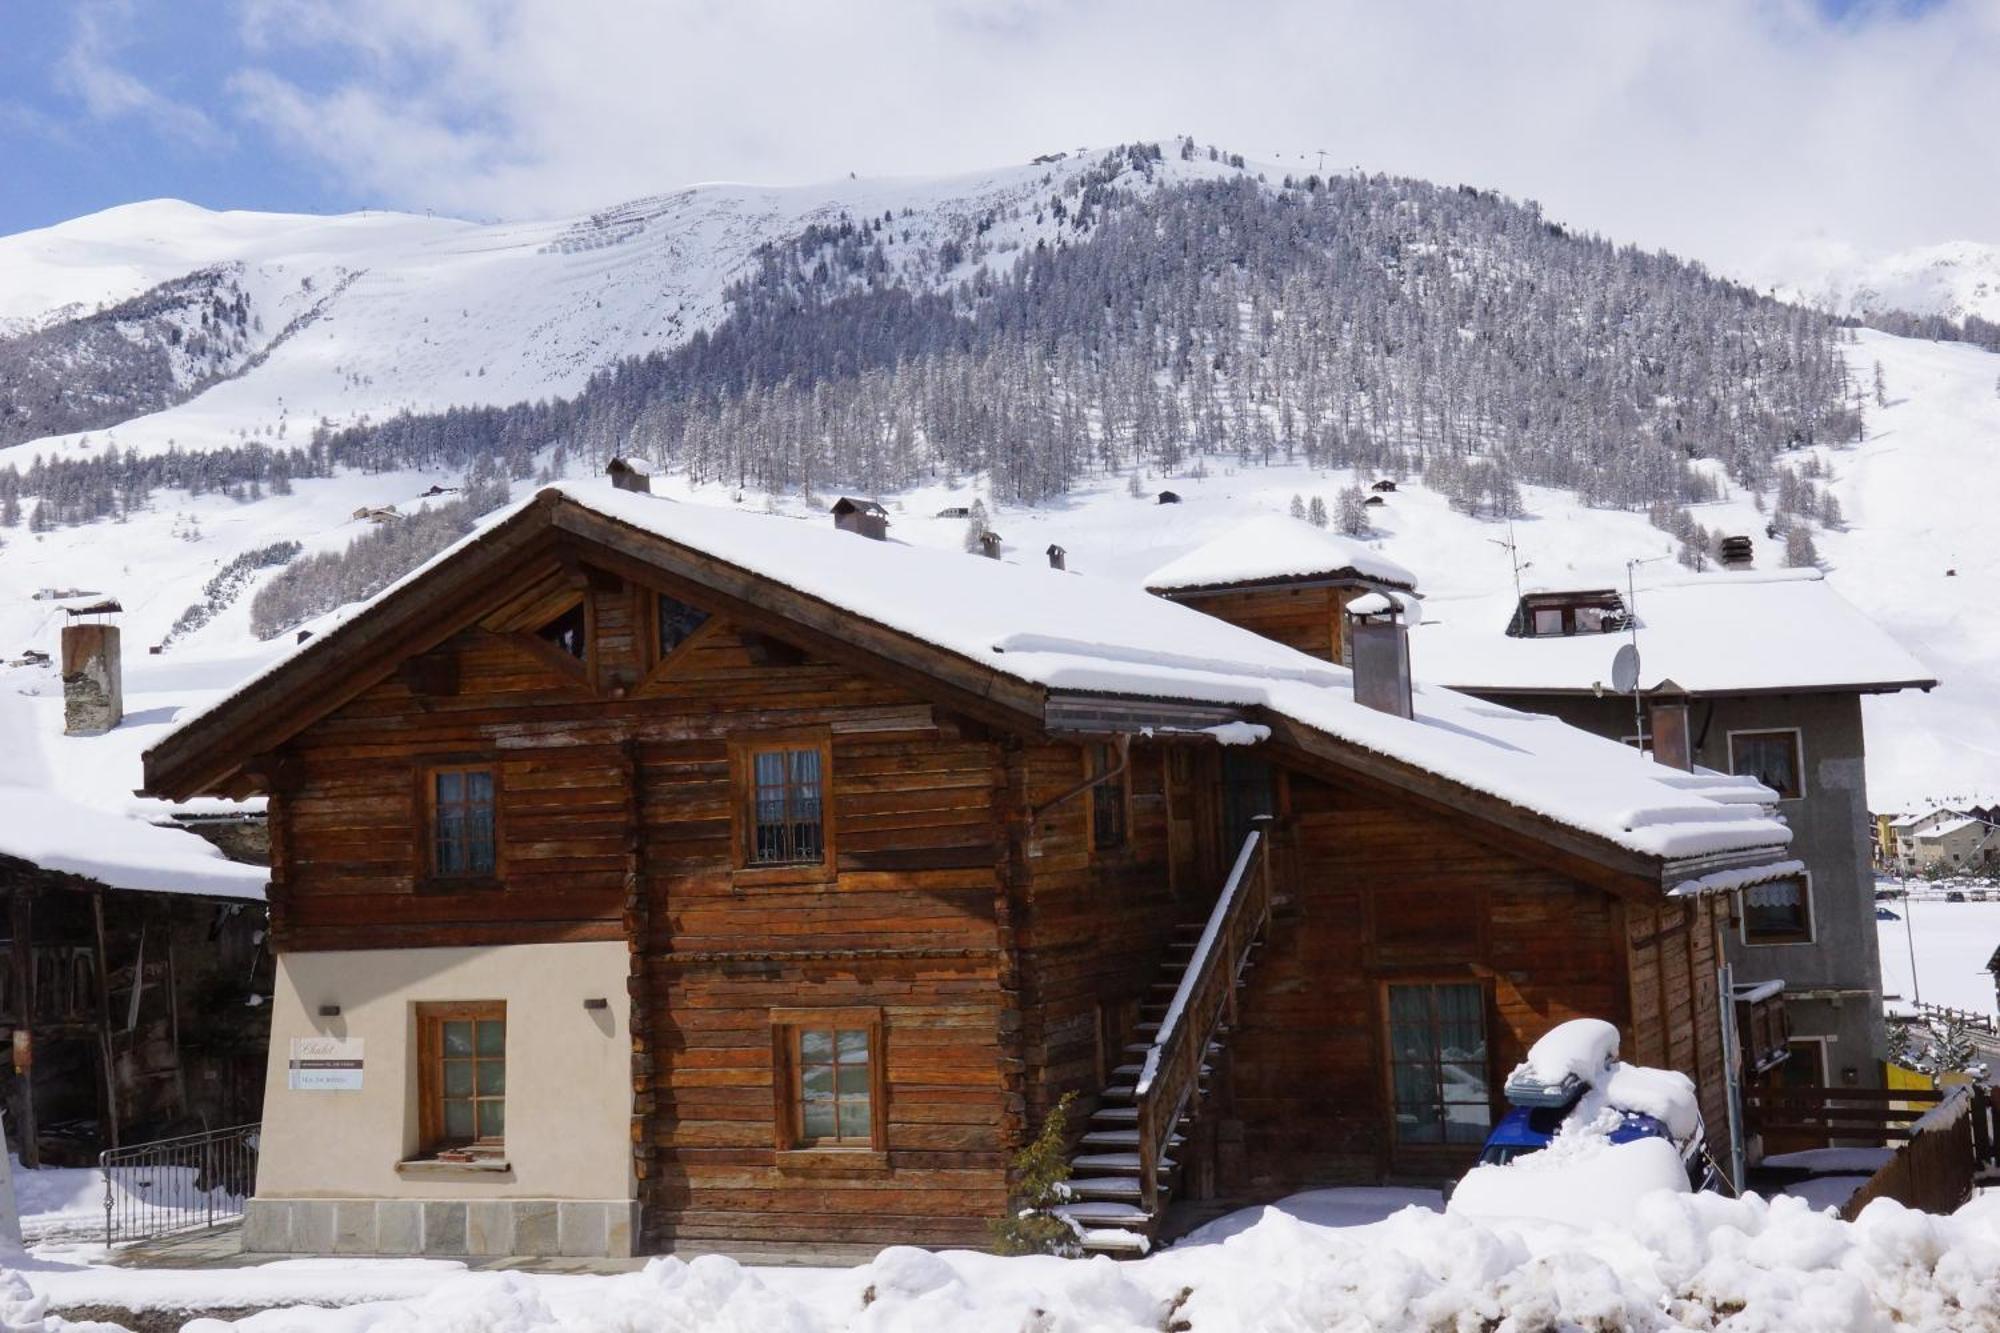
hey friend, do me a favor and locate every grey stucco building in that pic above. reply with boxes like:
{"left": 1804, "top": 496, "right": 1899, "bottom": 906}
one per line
{"left": 1414, "top": 570, "right": 1935, "bottom": 1096}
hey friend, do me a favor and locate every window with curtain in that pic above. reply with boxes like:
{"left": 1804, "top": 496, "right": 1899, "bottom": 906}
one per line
{"left": 1387, "top": 982, "right": 1491, "bottom": 1146}
{"left": 1743, "top": 876, "right": 1813, "bottom": 943}
{"left": 431, "top": 767, "right": 496, "bottom": 878}
{"left": 1730, "top": 730, "right": 1803, "bottom": 801}
{"left": 748, "top": 746, "right": 825, "bottom": 865}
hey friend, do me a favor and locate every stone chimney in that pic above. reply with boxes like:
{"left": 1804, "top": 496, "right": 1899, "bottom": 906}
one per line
{"left": 1647, "top": 680, "right": 1693, "bottom": 771}
{"left": 1046, "top": 544, "right": 1066, "bottom": 571}
{"left": 62, "top": 622, "right": 123, "bottom": 735}
{"left": 978, "top": 531, "right": 1003, "bottom": 560}
{"left": 1345, "top": 592, "right": 1412, "bottom": 720}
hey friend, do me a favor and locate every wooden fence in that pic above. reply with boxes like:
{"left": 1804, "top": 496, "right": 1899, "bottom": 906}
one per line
{"left": 1839, "top": 1087, "right": 1978, "bottom": 1220}
{"left": 1911, "top": 1002, "right": 1999, "bottom": 1037}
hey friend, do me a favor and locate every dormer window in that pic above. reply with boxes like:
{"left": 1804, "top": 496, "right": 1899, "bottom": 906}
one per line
{"left": 536, "top": 602, "right": 587, "bottom": 660}
{"left": 1510, "top": 591, "right": 1626, "bottom": 638}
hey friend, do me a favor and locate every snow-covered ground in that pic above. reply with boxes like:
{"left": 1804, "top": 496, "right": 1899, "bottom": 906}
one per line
{"left": 1877, "top": 894, "right": 2000, "bottom": 1018}
{"left": 5, "top": 1187, "right": 1997, "bottom": 1332}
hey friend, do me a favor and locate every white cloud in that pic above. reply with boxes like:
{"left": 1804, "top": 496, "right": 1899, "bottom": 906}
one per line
{"left": 59, "top": 0, "right": 225, "bottom": 150}
{"left": 222, "top": 0, "right": 2000, "bottom": 279}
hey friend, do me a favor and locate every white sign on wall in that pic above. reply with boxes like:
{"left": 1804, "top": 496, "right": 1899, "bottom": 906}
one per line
{"left": 288, "top": 1037, "right": 364, "bottom": 1091}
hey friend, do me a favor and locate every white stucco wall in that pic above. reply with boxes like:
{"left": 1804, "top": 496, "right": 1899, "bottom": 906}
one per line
{"left": 256, "top": 941, "right": 635, "bottom": 1202}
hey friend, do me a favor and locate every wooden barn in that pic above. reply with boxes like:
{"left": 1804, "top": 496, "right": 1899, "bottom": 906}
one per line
{"left": 142, "top": 483, "right": 1799, "bottom": 1260}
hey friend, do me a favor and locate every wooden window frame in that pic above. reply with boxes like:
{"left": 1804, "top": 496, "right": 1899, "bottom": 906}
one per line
{"left": 509, "top": 591, "right": 596, "bottom": 689}
{"left": 418, "top": 761, "right": 503, "bottom": 891}
{"left": 770, "top": 1006, "right": 887, "bottom": 1167}
{"left": 637, "top": 585, "right": 719, "bottom": 688}
{"left": 1740, "top": 871, "right": 1816, "bottom": 947}
{"left": 1087, "top": 742, "right": 1130, "bottom": 856}
{"left": 1378, "top": 976, "right": 1495, "bottom": 1165}
{"left": 728, "top": 730, "right": 836, "bottom": 885}
{"left": 1728, "top": 727, "right": 1805, "bottom": 802}
{"left": 415, "top": 1000, "right": 507, "bottom": 1160}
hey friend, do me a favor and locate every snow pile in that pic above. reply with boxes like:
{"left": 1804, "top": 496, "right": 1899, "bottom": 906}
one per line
{"left": 1512, "top": 1017, "right": 1621, "bottom": 1091}
{"left": 1142, "top": 514, "right": 1418, "bottom": 592}
{"left": 1449, "top": 1135, "right": 1693, "bottom": 1229}
{"left": 0, "top": 1272, "right": 51, "bottom": 1333}
{"left": 149, "top": 1192, "right": 2000, "bottom": 1333}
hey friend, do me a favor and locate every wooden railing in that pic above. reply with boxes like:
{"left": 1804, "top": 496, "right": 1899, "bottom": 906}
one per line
{"left": 1749, "top": 1086, "right": 1945, "bottom": 1142}
{"left": 1840, "top": 1087, "right": 1977, "bottom": 1220}
{"left": 1911, "top": 1002, "right": 1999, "bottom": 1037}
{"left": 1132, "top": 816, "right": 1273, "bottom": 1219}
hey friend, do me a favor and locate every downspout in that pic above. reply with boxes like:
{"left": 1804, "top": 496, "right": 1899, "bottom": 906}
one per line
{"left": 1716, "top": 910, "right": 1747, "bottom": 1192}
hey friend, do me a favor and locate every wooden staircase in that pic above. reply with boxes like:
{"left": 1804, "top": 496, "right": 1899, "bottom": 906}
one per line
{"left": 1058, "top": 817, "right": 1275, "bottom": 1256}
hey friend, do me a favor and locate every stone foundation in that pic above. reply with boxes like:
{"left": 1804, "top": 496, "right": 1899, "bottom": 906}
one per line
{"left": 242, "top": 1197, "right": 638, "bottom": 1258}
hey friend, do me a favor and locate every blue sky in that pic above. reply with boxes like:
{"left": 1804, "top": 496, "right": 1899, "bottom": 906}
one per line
{"left": 0, "top": 0, "right": 1991, "bottom": 277}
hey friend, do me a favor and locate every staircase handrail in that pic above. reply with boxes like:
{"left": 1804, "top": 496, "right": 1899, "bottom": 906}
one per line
{"left": 1132, "top": 816, "right": 1273, "bottom": 1216}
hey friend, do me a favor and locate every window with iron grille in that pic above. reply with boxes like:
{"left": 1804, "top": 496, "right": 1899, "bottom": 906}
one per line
{"left": 748, "top": 746, "right": 825, "bottom": 866}
{"left": 1090, "top": 743, "right": 1126, "bottom": 850}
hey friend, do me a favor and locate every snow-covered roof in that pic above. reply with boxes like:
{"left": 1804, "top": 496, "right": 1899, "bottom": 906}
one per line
{"left": 1412, "top": 569, "right": 1935, "bottom": 697}
{"left": 0, "top": 660, "right": 268, "bottom": 901}
{"left": 1913, "top": 816, "right": 1982, "bottom": 840}
{"left": 1143, "top": 515, "right": 1419, "bottom": 593}
{"left": 159, "top": 482, "right": 1795, "bottom": 867}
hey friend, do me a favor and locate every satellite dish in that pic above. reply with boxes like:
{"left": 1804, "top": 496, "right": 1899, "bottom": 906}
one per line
{"left": 1611, "top": 644, "right": 1641, "bottom": 695}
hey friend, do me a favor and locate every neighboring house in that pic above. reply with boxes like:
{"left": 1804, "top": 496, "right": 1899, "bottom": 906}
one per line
{"left": 0, "top": 619, "right": 272, "bottom": 1165}
{"left": 1901, "top": 816, "right": 1998, "bottom": 874}
{"left": 1409, "top": 569, "right": 1935, "bottom": 1097}
{"left": 1883, "top": 809, "right": 1960, "bottom": 871}
{"left": 1143, "top": 515, "right": 1418, "bottom": 664}
{"left": 141, "top": 482, "right": 1797, "bottom": 1260}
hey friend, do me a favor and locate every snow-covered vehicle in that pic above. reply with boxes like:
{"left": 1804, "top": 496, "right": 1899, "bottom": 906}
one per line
{"left": 1444, "top": 1019, "right": 1731, "bottom": 1220}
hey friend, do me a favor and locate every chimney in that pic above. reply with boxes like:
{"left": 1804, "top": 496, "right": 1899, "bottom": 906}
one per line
{"left": 62, "top": 621, "right": 123, "bottom": 736}
{"left": 1345, "top": 592, "right": 1412, "bottom": 720}
{"left": 978, "top": 531, "right": 1003, "bottom": 560}
{"left": 606, "top": 457, "right": 653, "bottom": 494}
{"left": 1718, "top": 535, "right": 1754, "bottom": 569}
{"left": 1046, "top": 543, "right": 1066, "bottom": 571}
{"left": 1647, "top": 680, "right": 1693, "bottom": 771}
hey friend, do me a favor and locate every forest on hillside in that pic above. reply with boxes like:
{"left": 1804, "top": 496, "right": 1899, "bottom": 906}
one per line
{"left": 4, "top": 143, "right": 1870, "bottom": 631}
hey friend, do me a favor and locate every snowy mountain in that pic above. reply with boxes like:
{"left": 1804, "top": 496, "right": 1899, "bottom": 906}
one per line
{"left": 1, "top": 140, "right": 1996, "bottom": 841}
{"left": 1779, "top": 240, "right": 2000, "bottom": 327}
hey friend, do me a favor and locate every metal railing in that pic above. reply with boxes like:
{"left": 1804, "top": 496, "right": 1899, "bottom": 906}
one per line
{"left": 100, "top": 1123, "right": 259, "bottom": 1246}
{"left": 1132, "top": 817, "right": 1273, "bottom": 1219}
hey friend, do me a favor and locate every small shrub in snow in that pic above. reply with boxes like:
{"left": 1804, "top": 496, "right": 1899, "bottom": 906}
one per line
{"left": 990, "top": 1091, "right": 1080, "bottom": 1257}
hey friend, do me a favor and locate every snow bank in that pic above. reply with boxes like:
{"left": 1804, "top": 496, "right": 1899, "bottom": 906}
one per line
{"left": 1450, "top": 1136, "right": 1692, "bottom": 1228}
{"left": 150, "top": 1191, "right": 2000, "bottom": 1333}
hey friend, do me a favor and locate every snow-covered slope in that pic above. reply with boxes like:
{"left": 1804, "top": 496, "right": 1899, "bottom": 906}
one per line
{"left": 1779, "top": 240, "right": 2000, "bottom": 325}
{"left": 0, "top": 149, "right": 1246, "bottom": 463}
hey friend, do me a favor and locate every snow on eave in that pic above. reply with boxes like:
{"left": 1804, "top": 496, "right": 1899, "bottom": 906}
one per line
{"left": 1669, "top": 858, "right": 1806, "bottom": 898}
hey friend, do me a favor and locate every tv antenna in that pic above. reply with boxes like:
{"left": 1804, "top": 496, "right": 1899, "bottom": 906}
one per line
{"left": 1315, "top": 148, "right": 1328, "bottom": 175}
{"left": 1620, "top": 555, "right": 1670, "bottom": 751}
{"left": 1487, "top": 522, "right": 1531, "bottom": 601}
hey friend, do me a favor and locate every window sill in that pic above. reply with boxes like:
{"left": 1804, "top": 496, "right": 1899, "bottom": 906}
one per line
{"left": 416, "top": 877, "right": 505, "bottom": 895}
{"left": 395, "top": 1157, "right": 514, "bottom": 1180}
{"left": 733, "top": 862, "right": 836, "bottom": 889}
{"left": 775, "top": 1148, "right": 889, "bottom": 1176}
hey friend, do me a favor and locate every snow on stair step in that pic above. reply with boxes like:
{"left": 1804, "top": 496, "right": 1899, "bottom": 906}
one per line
{"left": 1078, "top": 1228, "right": 1151, "bottom": 1256}
{"left": 1090, "top": 1105, "right": 1140, "bottom": 1124}
{"left": 1071, "top": 1151, "right": 1176, "bottom": 1174}
{"left": 1056, "top": 1201, "right": 1152, "bottom": 1227}
{"left": 1100, "top": 1084, "right": 1136, "bottom": 1101}
{"left": 1065, "top": 1176, "right": 1144, "bottom": 1200}
{"left": 1080, "top": 1128, "right": 1184, "bottom": 1148}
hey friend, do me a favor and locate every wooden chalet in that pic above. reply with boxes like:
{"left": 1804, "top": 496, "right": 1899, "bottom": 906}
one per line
{"left": 142, "top": 483, "right": 1799, "bottom": 1260}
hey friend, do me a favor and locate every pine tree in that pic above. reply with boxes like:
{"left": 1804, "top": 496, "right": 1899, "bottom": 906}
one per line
{"left": 1784, "top": 524, "right": 1819, "bottom": 568}
{"left": 990, "top": 1092, "right": 1080, "bottom": 1257}
{"left": 1307, "top": 495, "right": 1329, "bottom": 529}
{"left": 1335, "top": 485, "right": 1368, "bottom": 536}
{"left": 1289, "top": 493, "right": 1306, "bottom": 520}
{"left": 1873, "top": 361, "right": 1888, "bottom": 408}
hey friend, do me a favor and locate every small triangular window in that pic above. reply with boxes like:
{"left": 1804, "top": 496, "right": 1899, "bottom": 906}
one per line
{"left": 537, "top": 602, "right": 588, "bottom": 660}
{"left": 659, "top": 593, "right": 710, "bottom": 659}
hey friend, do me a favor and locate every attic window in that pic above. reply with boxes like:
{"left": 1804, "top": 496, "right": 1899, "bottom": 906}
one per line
{"left": 537, "top": 602, "right": 587, "bottom": 660}
{"left": 658, "top": 593, "right": 710, "bottom": 660}
{"left": 1511, "top": 591, "right": 1626, "bottom": 638}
